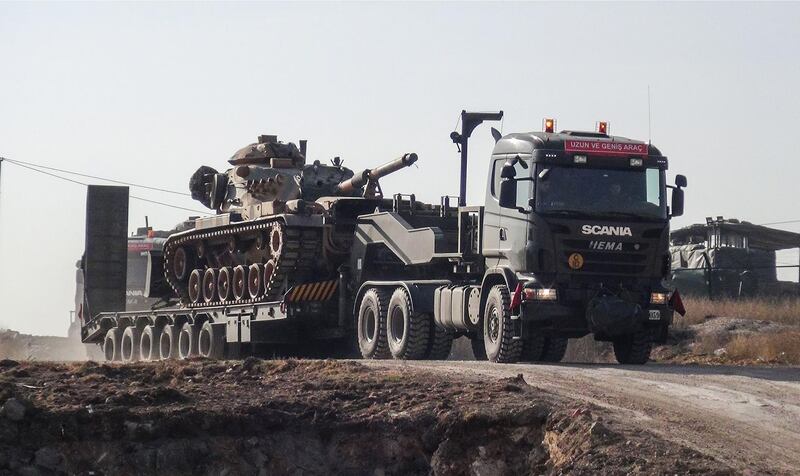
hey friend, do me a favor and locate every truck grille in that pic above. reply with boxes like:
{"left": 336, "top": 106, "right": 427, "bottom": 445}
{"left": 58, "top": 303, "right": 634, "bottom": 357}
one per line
{"left": 560, "top": 239, "right": 649, "bottom": 275}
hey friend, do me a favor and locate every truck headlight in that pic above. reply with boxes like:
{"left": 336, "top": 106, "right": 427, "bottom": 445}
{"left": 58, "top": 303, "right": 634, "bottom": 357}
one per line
{"left": 650, "top": 292, "right": 669, "bottom": 305}
{"left": 524, "top": 288, "right": 558, "bottom": 301}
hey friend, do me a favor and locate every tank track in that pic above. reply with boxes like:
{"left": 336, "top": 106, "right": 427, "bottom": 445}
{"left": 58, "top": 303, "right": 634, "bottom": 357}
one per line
{"left": 163, "top": 218, "right": 322, "bottom": 308}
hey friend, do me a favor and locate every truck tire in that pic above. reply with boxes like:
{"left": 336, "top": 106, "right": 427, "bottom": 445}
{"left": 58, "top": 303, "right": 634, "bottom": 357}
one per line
{"left": 159, "top": 324, "right": 180, "bottom": 360}
{"left": 103, "top": 328, "right": 122, "bottom": 362}
{"left": 469, "top": 334, "right": 487, "bottom": 360}
{"left": 178, "top": 322, "right": 199, "bottom": 359}
{"left": 540, "top": 337, "right": 568, "bottom": 363}
{"left": 483, "top": 285, "right": 522, "bottom": 363}
{"left": 357, "top": 288, "right": 391, "bottom": 359}
{"left": 426, "top": 323, "right": 454, "bottom": 360}
{"left": 386, "top": 288, "right": 430, "bottom": 360}
{"left": 198, "top": 321, "right": 225, "bottom": 359}
{"left": 613, "top": 330, "right": 652, "bottom": 365}
{"left": 140, "top": 325, "right": 162, "bottom": 362}
{"left": 521, "top": 335, "right": 546, "bottom": 362}
{"left": 121, "top": 326, "right": 142, "bottom": 362}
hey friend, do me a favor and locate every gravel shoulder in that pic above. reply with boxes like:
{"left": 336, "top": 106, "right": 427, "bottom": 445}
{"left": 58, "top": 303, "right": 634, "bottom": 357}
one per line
{"left": 365, "top": 360, "right": 800, "bottom": 475}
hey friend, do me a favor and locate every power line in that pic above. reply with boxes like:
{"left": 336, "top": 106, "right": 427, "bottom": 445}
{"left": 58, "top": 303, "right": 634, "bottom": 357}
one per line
{"left": 0, "top": 156, "right": 189, "bottom": 196}
{"left": 1, "top": 157, "right": 207, "bottom": 214}
{"left": 759, "top": 219, "right": 800, "bottom": 226}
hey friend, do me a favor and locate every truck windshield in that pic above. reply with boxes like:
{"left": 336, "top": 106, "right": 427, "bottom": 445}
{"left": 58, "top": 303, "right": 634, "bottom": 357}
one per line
{"left": 535, "top": 165, "right": 666, "bottom": 220}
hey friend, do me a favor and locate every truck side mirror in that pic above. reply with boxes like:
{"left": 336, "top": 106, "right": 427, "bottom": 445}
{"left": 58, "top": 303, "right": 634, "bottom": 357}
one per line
{"left": 671, "top": 187, "right": 685, "bottom": 217}
{"left": 675, "top": 174, "right": 687, "bottom": 188}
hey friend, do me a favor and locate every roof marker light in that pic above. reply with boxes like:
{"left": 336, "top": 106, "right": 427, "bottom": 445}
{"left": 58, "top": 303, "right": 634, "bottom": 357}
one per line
{"left": 596, "top": 121, "right": 609, "bottom": 135}
{"left": 543, "top": 118, "right": 556, "bottom": 133}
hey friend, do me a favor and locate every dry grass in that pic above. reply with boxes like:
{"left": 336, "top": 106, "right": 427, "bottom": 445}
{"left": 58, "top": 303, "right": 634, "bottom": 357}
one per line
{"left": 724, "top": 332, "right": 800, "bottom": 364}
{"left": 678, "top": 297, "right": 800, "bottom": 327}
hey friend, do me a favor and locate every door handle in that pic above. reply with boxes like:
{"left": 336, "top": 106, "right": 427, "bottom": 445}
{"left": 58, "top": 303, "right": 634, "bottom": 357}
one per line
{"left": 499, "top": 228, "right": 507, "bottom": 241}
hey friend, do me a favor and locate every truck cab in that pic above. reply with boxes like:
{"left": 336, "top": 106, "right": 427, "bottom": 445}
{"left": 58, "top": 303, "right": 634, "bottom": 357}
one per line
{"left": 479, "top": 123, "right": 686, "bottom": 363}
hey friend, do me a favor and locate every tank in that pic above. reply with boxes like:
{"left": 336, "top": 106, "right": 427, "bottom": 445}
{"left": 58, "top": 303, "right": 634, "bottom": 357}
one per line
{"left": 163, "top": 134, "right": 417, "bottom": 307}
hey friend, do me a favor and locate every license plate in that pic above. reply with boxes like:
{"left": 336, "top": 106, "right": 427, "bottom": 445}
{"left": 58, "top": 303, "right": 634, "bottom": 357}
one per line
{"left": 648, "top": 310, "right": 661, "bottom": 321}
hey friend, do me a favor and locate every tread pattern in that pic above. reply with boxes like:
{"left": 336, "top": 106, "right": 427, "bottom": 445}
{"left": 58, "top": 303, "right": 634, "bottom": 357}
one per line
{"left": 469, "top": 335, "right": 487, "bottom": 361}
{"left": 540, "top": 337, "right": 568, "bottom": 363}
{"left": 426, "top": 323, "right": 454, "bottom": 360}
{"left": 613, "top": 330, "right": 653, "bottom": 365}
{"left": 521, "top": 335, "right": 546, "bottom": 362}
{"left": 486, "top": 285, "right": 522, "bottom": 363}
{"left": 359, "top": 288, "right": 391, "bottom": 359}
{"left": 388, "top": 288, "right": 430, "bottom": 360}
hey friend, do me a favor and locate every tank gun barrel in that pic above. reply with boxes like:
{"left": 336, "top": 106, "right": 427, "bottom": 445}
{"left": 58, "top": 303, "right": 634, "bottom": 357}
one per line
{"left": 336, "top": 153, "right": 418, "bottom": 195}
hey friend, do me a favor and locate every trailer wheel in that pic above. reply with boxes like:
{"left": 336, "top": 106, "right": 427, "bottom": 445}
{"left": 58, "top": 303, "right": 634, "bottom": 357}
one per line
{"left": 613, "top": 330, "right": 652, "bottom": 365}
{"left": 357, "top": 288, "right": 390, "bottom": 359}
{"left": 121, "top": 327, "right": 142, "bottom": 362}
{"left": 483, "top": 285, "right": 522, "bottom": 363}
{"left": 426, "top": 324, "right": 454, "bottom": 360}
{"left": 140, "top": 325, "right": 162, "bottom": 361}
{"left": 386, "top": 288, "right": 430, "bottom": 360}
{"left": 159, "top": 324, "right": 180, "bottom": 360}
{"left": 198, "top": 321, "right": 225, "bottom": 359}
{"left": 178, "top": 323, "right": 199, "bottom": 359}
{"left": 521, "top": 335, "right": 546, "bottom": 362}
{"left": 103, "top": 328, "right": 122, "bottom": 362}
{"left": 540, "top": 337, "right": 568, "bottom": 363}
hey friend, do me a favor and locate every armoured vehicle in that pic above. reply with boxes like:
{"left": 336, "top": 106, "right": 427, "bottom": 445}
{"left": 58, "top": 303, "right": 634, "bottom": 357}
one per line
{"left": 81, "top": 112, "right": 686, "bottom": 365}
{"left": 670, "top": 217, "right": 800, "bottom": 299}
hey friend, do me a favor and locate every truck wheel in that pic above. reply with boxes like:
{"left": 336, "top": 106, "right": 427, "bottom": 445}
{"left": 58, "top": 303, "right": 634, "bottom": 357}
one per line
{"left": 357, "top": 288, "right": 390, "bottom": 359}
{"left": 121, "top": 327, "right": 142, "bottom": 362}
{"left": 159, "top": 324, "right": 180, "bottom": 360}
{"left": 178, "top": 322, "right": 199, "bottom": 359}
{"left": 613, "top": 331, "right": 652, "bottom": 365}
{"left": 426, "top": 324, "right": 454, "bottom": 360}
{"left": 103, "top": 328, "right": 122, "bottom": 362}
{"left": 198, "top": 321, "right": 225, "bottom": 359}
{"left": 140, "top": 325, "right": 162, "bottom": 362}
{"left": 386, "top": 288, "right": 430, "bottom": 360}
{"left": 521, "top": 335, "right": 546, "bottom": 362}
{"left": 469, "top": 334, "right": 487, "bottom": 360}
{"left": 540, "top": 337, "right": 568, "bottom": 363}
{"left": 483, "top": 285, "right": 522, "bottom": 363}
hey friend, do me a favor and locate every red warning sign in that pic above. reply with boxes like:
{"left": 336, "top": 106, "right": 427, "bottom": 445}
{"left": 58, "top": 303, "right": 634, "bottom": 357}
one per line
{"left": 565, "top": 140, "right": 648, "bottom": 156}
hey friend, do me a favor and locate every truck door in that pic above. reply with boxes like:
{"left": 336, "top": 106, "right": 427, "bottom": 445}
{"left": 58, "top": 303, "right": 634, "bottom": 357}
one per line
{"left": 497, "top": 156, "right": 532, "bottom": 270}
{"left": 483, "top": 154, "right": 508, "bottom": 268}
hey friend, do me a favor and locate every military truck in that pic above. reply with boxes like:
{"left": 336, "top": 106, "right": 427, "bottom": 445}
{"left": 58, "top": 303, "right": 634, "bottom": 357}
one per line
{"left": 81, "top": 112, "right": 686, "bottom": 365}
{"left": 670, "top": 217, "right": 800, "bottom": 299}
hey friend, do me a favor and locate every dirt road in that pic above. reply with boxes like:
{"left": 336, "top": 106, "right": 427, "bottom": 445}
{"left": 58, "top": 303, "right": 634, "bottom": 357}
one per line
{"left": 366, "top": 361, "right": 800, "bottom": 475}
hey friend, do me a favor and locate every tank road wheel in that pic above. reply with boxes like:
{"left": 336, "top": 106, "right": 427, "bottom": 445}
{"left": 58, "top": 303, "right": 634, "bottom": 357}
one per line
{"left": 613, "top": 330, "right": 653, "bottom": 365}
{"left": 357, "top": 288, "right": 390, "bottom": 359}
{"left": 178, "top": 322, "right": 199, "bottom": 359}
{"left": 521, "top": 335, "right": 547, "bottom": 362}
{"left": 541, "top": 337, "right": 568, "bottom": 363}
{"left": 248, "top": 263, "right": 265, "bottom": 299}
{"left": 121, "top": 326, "right": 142, "bottom": 362}
{"left": 232, "top": 265, "right": 248, "bottom": 301}
{"left": 217, "top": 267, "right": 233, "bottom": 302}
{"left": 263, "top": 259, "right": 277, "bottom": 297}
{"left": 172, "top": 246, "right": 193, "bottom": 281}
{"left": 140, "top": 325, "right": 162, "bottom": 362}
{"left": 103, "top": 328, "right": 122, "bottom": 362}
{"left": 202, "top": 268, "right": 218, "bottom": 303}
{"left": 269, "top": 224, "right": 283, "bottom": 256}
{"left": 386, "top": 288, "right": 430, "bottom": 360}
{"left": 198, "top": 321, "right": 225, "bottom": 359}
{"left": 188, "top": 269, "right": 203, "bottom": 303}
{"left": 255, "top": 231, "right": 268, "bottom": 252}
{"left": 159, "top": 324, "right": 181, "bottom": 360}
{"left": 483, "top": 285, "right": 522, "bottom": 363}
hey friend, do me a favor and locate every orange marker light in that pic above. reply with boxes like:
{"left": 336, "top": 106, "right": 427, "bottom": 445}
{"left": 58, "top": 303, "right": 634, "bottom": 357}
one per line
{"left": 596, "top": 121, "right": 609, "bottom": 135}
{"left": 543, "top": 118, "right": 556, "bottom": 133}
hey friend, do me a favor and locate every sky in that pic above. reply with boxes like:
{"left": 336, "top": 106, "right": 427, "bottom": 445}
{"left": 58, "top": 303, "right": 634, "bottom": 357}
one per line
{"left": 1, "top": 2, "right": 799, "bottom": 336}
